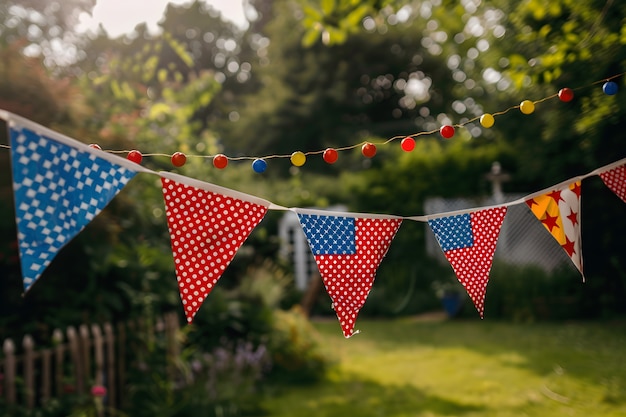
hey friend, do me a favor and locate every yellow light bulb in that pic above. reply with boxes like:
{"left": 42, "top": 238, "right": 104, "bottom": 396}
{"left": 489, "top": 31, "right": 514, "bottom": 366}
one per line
{"left": 520, "top": 100, "right": 535, "bottom": 115}
{"left": 480, "top": 113, "right": 495, "bottom": 128}
{"left": 291, "top": 151, "right": 306, "bottom": 167}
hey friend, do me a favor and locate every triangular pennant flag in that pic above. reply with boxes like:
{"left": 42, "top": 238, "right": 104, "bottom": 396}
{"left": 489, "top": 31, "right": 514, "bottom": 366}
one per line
{"left": 9, "top": 124, "right": 140, "bottom": 292}
{"left": 296, "top": 210, "right": 402, "bottom": 337}
{"left": 525, "top": 181, "right": 583, "bottom": 279}
{"left": 428, "top": 206, "right": 507, "bottom": 318}
{"left": 599, "top": 164, "right": 626, "bottom": 203}
{"left": 160, "top": 172, "right": 270, "bottom": 323}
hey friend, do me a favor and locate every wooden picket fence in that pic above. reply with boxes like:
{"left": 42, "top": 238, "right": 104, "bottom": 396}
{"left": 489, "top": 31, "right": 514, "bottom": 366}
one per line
{"left": 0, "top": 311, "right": 181, "bottom": 413}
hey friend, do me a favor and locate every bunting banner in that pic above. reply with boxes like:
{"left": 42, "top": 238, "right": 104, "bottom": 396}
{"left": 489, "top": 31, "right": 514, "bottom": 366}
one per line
{"left": 599, "top": 163, "right": 626, "bottom": 204}
{"left": 427, "top": 207, "right": 507, "bottom": 318}
{"left": 160, "top": 172, "right": 272, "bottom": 323}
{"left": 295, "top": 209, "right": 402, "bottom": 337}
{"left": 525, "top": 181, "right": 583, "bottom": 280}
{"left": 2, "top": 109, "right": 626, "bottom": 335}
{"left": 8, "top": 119, "right": 147, "bottom": 292}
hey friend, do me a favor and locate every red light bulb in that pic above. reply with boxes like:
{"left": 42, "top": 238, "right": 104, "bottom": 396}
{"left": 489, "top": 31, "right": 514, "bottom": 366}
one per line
{"left": 171, "top": 152, "right": 187, "bottom": 167}
{"left": 361, "top": 142, "right": 377, "bottom": 158}
{"left": 323, "top": 148, "right": 338, "bottom": 164}
{"left": 127, "top": 150, "right": 142, "bottom": 164}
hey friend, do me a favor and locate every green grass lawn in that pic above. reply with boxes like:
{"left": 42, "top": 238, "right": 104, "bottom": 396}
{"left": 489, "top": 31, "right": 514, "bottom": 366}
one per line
{"left": 261, "top": 316, "right": 626, "bottom": 417}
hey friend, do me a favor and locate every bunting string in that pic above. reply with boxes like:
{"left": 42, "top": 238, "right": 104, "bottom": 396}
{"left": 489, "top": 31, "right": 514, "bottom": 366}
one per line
{"left": 2, "top": 72, "right": 624, "bottom": 169}
{"left": 1, "top": 71, "right": 626, "bottom": 337}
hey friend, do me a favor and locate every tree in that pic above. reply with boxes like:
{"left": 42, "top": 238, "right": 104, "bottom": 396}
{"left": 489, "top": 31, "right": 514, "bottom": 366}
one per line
{"left": 487, "top": 0, "right": 626, "bottom": 315}
{"left": 0, "top": 0, "right": 97, "bottom": 68}
{"left": 292, "top": 0, "right": 626, "bottom": 316}
{"left": 220, "top": 0, "right": 478, "bottom": 172}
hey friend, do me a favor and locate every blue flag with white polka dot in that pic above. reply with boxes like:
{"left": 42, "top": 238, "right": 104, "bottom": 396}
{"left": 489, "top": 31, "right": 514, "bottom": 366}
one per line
{"left": 10, "top": 125, "right": 138, "bottom": 292}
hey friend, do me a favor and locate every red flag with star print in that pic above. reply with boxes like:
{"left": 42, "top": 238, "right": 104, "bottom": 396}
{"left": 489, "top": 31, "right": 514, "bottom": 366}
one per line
{"left": 427, "top": 207, "right": 507, "bottom": 318}
{"left": 295, "top": 209, "right": 402, "bottom": 338}
{"left": 599, "top": 164, "right": 626, "bottom": 204}
{"left": 160, "top": 172, "right": 270, "bottom": 323}
{"left": 525, "top": 181, "right": 583, "bottom": 280}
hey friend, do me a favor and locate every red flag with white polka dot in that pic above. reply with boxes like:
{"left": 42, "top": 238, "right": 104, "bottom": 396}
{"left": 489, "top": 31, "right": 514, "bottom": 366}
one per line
{"left": 599, "top": 163, "right": 626, "bottom": 204}
{"left": 160, "top": 172, "right": 270, "bottom": 323}
{"left": 296, "top": 209, "right": 403, "bottom": 338}
{"left": 427, "top": 207, "right": 507, "bottom": 318}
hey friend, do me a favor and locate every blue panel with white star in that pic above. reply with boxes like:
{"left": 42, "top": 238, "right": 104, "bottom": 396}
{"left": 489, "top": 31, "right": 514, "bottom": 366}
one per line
{"left": 297, "top": 214, "right": 356, "bottom": 255}
{"left": 428, "top": 213, "right": 474, "bottom": 252}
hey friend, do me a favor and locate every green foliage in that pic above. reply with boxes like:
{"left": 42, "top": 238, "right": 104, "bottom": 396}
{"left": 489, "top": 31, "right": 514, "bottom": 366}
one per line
{"left": 266, "top": 307, "right": 332, "bottom": 384}
{"left": 483, "top": 262, "right": 583, "bottom": 321}
{"left": 221, "top": 1, "right": 463, "bottom": 164}
{"left": 300, "top": 0, "right": 375, "bottom": 46}
{"left": 120, "top": 263, "right": 328, "bottom": 416}
{"left": 185, "top": 262, "right": 287, "bottom": 347}
{"left": 124, "top": 337, "right": 270, "bottom": 417}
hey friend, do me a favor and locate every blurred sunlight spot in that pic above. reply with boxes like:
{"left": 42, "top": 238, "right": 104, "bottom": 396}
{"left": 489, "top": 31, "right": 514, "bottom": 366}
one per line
{"left": 428, "top": 44, "right": 443, "bottom": 55}
{"left": 227, "top": 60, "right": 239, "bottom": 73}
{"left": 22, "top": 43, "right": 42, "bottom": 57}
{"left": 477, "top": 38, "right": 490, "bottom": 51}
{"left": 497, "top": 78, "right": 511, "bottom": 91}
{"left": 214, "top": 72, "right": 226, "bottom": 83}
{"left": 404, "top": 77, "right": 431, "bottom": 102}
{"left": 432, "top": 31, "right": 448, "bottom": 43}
{"left": 465, "top": 16, "right": 485, "bottom": 37}
{"left": 437, "top": 113, "right": 452, "bottom": 125}
{"left": 483, "top": 68, "right": 502, "bottom": 83}
{"left": 464, "top": 79, "right": 477, "bottom": 89}
{"left": 453, "top": 70, "right": 467, "bottom": 82}
{"left": 222, "top": 38, "right": 237, "bottom": 52}
{"left": 394, "top": 78, "right": 407, "bottom": 91}
{"left": 462, "top": 0, "right": 478, "bottom": 14}
{"left": 395, "top": 6, "right": 412, "bottom": 23}
{"left": 493, "top": 25, "right": 506, "bottom": 38}
{"left": 362, "top": 17, "right": 376, "bottom": 31}
{"left": 452, "top": 100, "right": 467, "bottom": 114}
{"left": 447, "top": 54, "right": 461, "bottom": 70}
{"left": 467, "top": 47, "right": 479, "bottom": 60}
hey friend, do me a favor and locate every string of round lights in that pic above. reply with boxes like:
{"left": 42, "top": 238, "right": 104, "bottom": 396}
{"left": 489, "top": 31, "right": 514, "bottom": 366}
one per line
{"left": 1, "top": 73, "right": 623, "bottom": 172}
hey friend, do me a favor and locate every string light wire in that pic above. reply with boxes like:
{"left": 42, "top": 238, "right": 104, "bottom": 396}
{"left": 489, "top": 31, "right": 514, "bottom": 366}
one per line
{"left": 1, "top": 72, "right": 624, "bottom": 166}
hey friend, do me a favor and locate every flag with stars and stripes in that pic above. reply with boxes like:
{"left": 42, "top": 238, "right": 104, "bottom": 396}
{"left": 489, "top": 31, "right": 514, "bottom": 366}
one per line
{"left": 296, "top": 209, "right": 402, "bottom": 338}
{"left": 160, "top": 172, "right": 271, "bottom": 324}
{"left": 428, "top": 207, "right": 507, "bottom": 318}
{"left": 599, "top": 163, "right": 626, "bottom": 204}
{"left": 525, "top": 181, "right": 583, "bottom": 280}
{"left": 9, "top": 122, "right": 142, "bottom": 292}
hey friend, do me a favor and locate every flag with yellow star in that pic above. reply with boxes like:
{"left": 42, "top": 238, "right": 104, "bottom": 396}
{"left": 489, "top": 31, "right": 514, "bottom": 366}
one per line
{"left": 525, "top": 181, "right": 583, "bottom": 280}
